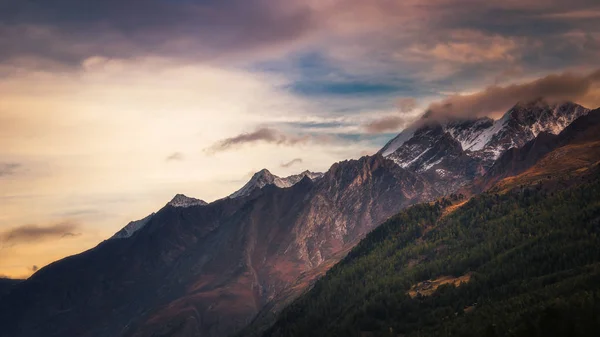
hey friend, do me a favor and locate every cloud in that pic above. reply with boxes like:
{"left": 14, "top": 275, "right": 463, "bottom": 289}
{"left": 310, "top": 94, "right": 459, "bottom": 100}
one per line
{"left": 60, "top": 232, "right": 81, "bottom": 238}
{"left": 166, "top": 152, "right": 184, "bottom": 161}
{"left": 281, "top": 158, "right": 303, "bottom": 168}
{"left": 424, "top": 69, "right": 600, "bottom": 120}
{"left": 2, "top": 0, "right": 598, "bottom": 77}
{"left": 363, "top": 115, "right": 415, "bottom": 134}
{"left": 206, "top": 127, "right": 322, "bottom": 153}
{"left": 31, "top": 265, "right": 38, "bottom": 272}
{"left": 405, "top": 30, "right": 520, "bottom": 64}
{"left": 396, "top": 98, "right": 417, "bottom": 113}
{"left": 0, "top": 222, "right": 80, "bottom": 245}
{"left": 0, "top": 163, "right": 20, "bottom": 177}
{"left": 538, "top": 9, "right": 600, "bottom": 20}
{"left": 0, "top": 0, "right": 319, "bottom": 69}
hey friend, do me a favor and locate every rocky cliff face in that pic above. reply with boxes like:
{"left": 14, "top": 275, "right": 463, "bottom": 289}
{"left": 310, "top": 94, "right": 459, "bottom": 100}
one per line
{"left": 0, "top": 156, "right": 437, "bottom": 337}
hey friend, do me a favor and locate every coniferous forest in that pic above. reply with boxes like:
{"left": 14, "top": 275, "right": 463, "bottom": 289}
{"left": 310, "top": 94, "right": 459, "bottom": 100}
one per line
{"left": 259, "top": 169, "right": 600, "bottom": 337}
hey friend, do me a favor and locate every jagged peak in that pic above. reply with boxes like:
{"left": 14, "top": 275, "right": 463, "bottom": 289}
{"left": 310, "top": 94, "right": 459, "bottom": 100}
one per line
{"left": 229, "top": 169, "right": 323, "bottom": 199}
{"left": 168, "top": 194, "right": 207, "bottom": 207}
{"left": 250, "top": 168, "right": 275, "bottom": 181}
{"left": 379, "top": 99, "right": 591, "bottom": 172}
{"left": 255, "top": 168, "right": 273, "bottom": 176}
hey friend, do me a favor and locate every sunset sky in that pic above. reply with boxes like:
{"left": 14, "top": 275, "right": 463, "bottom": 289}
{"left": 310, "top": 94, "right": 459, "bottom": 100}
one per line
{"left": 1, "top": 0, "right": 600, "bottom": 278}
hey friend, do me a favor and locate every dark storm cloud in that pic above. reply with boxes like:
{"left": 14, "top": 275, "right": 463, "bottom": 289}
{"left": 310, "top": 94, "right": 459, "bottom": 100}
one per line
{"left": 0, "top": 222, "right": 80, "bottom": 244}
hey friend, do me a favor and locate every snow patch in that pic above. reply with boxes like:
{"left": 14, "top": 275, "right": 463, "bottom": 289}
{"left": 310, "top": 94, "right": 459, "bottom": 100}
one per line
{"left": 379, "top": 127, "right": 416, "bottom": 157}
{"left": 420, "top": 157, "right": 444, "bottom": 172}
{"left": 465, "top": 112, "right": 511, "bottom": 151}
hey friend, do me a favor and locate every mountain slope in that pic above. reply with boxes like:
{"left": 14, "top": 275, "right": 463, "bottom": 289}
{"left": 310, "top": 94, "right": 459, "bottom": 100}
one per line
{"left": 112, "top": 195, "right": 207, "bottom": 239}
{"left": 261, "top": 160, "right": 600, "bottom": 337}
{"left": 0, "top": 278, "right": 23, "bottom": 298}
{"left": 111, "top": 212, "right": 156, "bottom": 239}
{"left": 0, "top": 156, "right": 437, "bottom": 337}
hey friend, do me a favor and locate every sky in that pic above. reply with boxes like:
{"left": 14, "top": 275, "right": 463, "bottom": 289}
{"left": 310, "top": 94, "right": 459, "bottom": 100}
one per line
{"left": 1, "top": 0, "right": 600, "bottom": 279}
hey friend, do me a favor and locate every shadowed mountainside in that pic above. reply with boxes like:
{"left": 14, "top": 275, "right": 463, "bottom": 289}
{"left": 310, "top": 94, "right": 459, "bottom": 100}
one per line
{"left": 0, "top": 156, "right": 437, "bottom": 337}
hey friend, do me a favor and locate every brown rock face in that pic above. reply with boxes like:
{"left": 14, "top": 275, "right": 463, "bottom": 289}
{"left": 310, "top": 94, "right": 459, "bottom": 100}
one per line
{"left": 0, "top": 155, "right": 437, "bottom": 337}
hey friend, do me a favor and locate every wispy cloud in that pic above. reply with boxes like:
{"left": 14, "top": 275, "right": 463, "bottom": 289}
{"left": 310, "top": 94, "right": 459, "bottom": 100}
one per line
{"left": 362, "top": 97, "right": 420, "bottom": 133}
{"left": 0, "top": 222, "right": 80, "bottom": 245}
{"left": 0, "top": 163, "right": 20, "bottom": 177}
{"left": 206, "top": 127, "right": 328, "bottom": 153}
{"left": 280, "top": 158, "right": 303, "bottom": 168}
{"left": 166, "top": 152, "right": 185, "bottom": 161}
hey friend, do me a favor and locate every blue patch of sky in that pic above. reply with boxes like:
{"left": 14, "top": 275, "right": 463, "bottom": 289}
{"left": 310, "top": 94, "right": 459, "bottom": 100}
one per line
{"left": 251, "top": 51, "right": 433, "bottom": 98}
{"left": 288, "top": 81, "right": 402, "bottom": 97}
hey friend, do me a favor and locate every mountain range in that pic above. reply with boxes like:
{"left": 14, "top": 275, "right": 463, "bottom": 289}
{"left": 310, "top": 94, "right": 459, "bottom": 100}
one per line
{"left": 262, "top": 111, "right": 600, "bottom": 336}
{"left": 1, "top": 99, "right": 598, "bottom": 337}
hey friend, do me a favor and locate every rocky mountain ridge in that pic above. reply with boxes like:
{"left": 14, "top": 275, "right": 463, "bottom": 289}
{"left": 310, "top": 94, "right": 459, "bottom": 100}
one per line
{"left": 1, "top": 99, "right": 594, "bottom": 337}
{"left": 0, "top": 156, "right": 435, "bottom": 337}
{"left": 380, "top": 100, "right": 590, "bottom": 192}
{"left": 229, "top": 169, "right": 324, "bottom": 199}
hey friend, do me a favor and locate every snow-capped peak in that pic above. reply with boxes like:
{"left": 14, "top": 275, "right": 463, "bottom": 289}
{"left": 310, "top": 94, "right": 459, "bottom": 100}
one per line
{"left": 167, "top": 194, "right": 208, "bottom": 208}
{"left": 229, "top": 169, "right": 323, "bottom": 199}
{"left": 110, "top": 194, "right": 206, "bottom": 240}
{"left": 111, "top": 213, "right": 155, "bottom": 239}
{"left": 378, "top": 125, "right": 417, "bottom": 157}
{"left": 380, "top": 100, "right": 590, "bottom": 173}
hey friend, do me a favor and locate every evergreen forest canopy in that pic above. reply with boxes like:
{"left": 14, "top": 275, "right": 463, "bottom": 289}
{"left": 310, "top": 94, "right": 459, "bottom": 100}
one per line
{"left": 258, "top": 169, "right": 600, "bottom": 337}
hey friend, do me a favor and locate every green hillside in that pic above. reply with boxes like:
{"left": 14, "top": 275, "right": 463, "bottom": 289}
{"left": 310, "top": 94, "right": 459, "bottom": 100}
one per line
{"left": 260, "top": 169, "right": 600, "bottom": 337}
